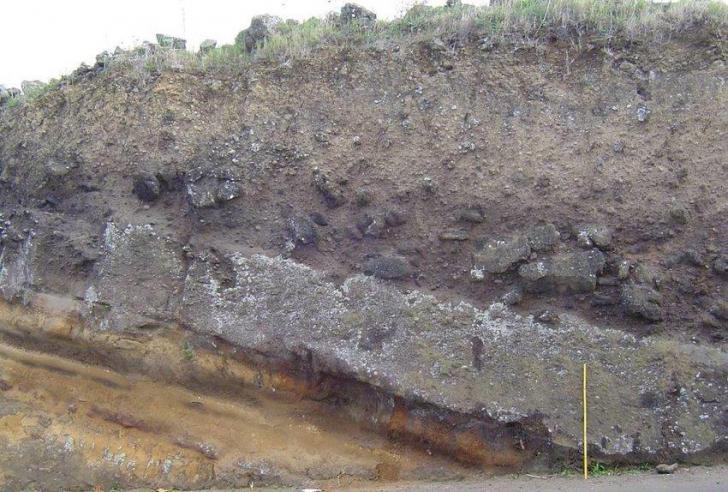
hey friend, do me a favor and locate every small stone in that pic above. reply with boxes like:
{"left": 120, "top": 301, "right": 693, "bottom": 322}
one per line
{"left": 133, "top": 173, "right": 161, "bottom": 202}
{"left": 354, "top": 188, "right": 373, "bottom": 207}
{"left": 669, "top": 204, "right": 690, "bottom": 225}
{"left": 438, "top": 229, "right": 469, "bottom": 241}
{"left": 457, "top": 207, "right": 484, "bottom": 223}
{"left": 576, "top": 224, "right": 612, "bottom": 249}
{"left": 363, "top": 255, "right": 411, "bottom": 280}
{"left": 617, "top": 260, "right": 631, "bottom": 280}
{"left": 310, "top": 212, "right": 328, "bottom": 226}
{"left": 288, "top": 216, "right": 316, "bottom": 246}
{"left": 713, "top": 255, "right": 728, "bottom": 276}
{"left": 500, "top": 287, "right": 523, "bottom": 306}
{"left": 636, "top": 105, "right": 650, "bottom": 122}
{"left": 656, "top": 463, "right": 678, "bottom": 474}
{"left": 215, "top": 180, "right": 241, "bottom": 202}
{"left": 710, "top": 300, "right": 728, "bottom": 321}
{"left": 384, "top": 209, "right": 407, "bottom": 227}
{"left": 527, "top": 223, "right": 560, "bottom": 252}
{"left": 156, "top": 34, "right": 186, "bottom": 49}
{"left": 313, "top": 168, "right": 346, "bottom": 208}
{"left": 534, "top": 310, "right": 560, "bottom": 324}
{"left": 199, "top": 39, "right": 217, "bottom": 54}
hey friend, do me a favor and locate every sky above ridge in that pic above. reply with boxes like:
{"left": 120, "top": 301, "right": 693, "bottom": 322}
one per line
{"left": 0, "top": 0, "right": 490, "bottom": 88}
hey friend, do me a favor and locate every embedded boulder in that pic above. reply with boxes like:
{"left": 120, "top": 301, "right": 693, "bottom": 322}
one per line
{"left": 473, "top": 235, "right": 530, "bottom": 274}
{"left": 518, "top": 249, "right": 606, "bottom": 293}
{"left": 363, "top": 255, "right": 411, "bottom": 280}
{"left": 621, "top": 283, "right": 663, "bottom": 321}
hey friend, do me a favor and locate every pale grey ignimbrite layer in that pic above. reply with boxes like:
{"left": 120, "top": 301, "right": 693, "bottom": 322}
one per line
{"left": 1, "top": 222, "right": 726, "bottom": 459}
{"left": 180, "top": 249, "right": 727, "bottom": 458}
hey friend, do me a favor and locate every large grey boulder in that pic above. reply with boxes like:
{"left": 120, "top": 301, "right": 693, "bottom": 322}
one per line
{"left": 473, "top": 235, "right": 530, "bottom": 274}
{"left": 156, "top": 34, "right": 186, "bottom": 49}
{"left": 518, "top": 249, "right": 606, "bottom": 293}
{"left": 340, "top": 3, "right": 377, "bottom": 27}
{"left": 235, "top": 15, "right": 282, "bottom": 53}
{"left": 621, "top": 282, "right": 663, "bottom": 321}
{"left": 198, "top": 39, "right": 217, "bottom": 54}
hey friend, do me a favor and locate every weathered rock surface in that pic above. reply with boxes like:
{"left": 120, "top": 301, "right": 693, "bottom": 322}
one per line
{"left": 621, "top": 283, "right": 663, "bottom": 321}
{"left": 473, "top": 235, "right": 530, "bottom": 274}
{"left": 341, "top": 3, "right": 377, "bottom": 27}
{"left": 518, "top": 249, "right": 606, "bottom": 293}
{"left": 236, "top": 15, "right": 282, "bottom": 52}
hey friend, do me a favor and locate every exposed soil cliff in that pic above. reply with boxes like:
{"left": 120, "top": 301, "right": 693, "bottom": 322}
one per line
{"left": 1, "top": 2, "right": 727, "bottom": 489}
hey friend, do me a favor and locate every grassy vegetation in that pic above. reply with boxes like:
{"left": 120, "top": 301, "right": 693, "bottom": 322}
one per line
{"left": 115, "top": 0, "right": 728, "bottom": 73}
{"left": 3, "top": 0, "right": 728, "bottom": 106}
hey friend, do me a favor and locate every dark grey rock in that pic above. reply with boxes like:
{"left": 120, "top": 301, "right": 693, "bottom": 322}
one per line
{"left": 313, "top": 168, "right": 346, "bottom": 208}
{"left": 364, "top": 215, "right": 386, "bottom": 238}
{"left": 363, "top": 255, "right": 410, "bottom": 280}
{"left": 384, "top": 209, "right": 407, "bottom": 227}
{"left": 156, "top": 34, "right": 186, "bottom": 49}
{"left": 288, "top": 216, "right": 316, "bottom": 246}
{"left": 236, "top": 15, "right": 282, "bottom": 52}
{"left": 133, "top": 173, "right": 161, "bottom": 202}
{"left": 199, "top": 39, "right": 217, "bottom": 54}
{"left": 215, "top": 180, "right": 241, "bottom": 202}
{"left": 656, "top": 463, "right": 678, "bottom": 474}
{"left": 575, "top": 224, "right": 612, "bottom": 249}
{"left": 633, "top": 263, "right": 663, "bottom": 288}
{"left": 713, "top": 255, "right": 728, "bottom": 276}
{"left": 518, "top": 249, "right": 606, "bottom": 293}
{"left": 457, "top": 207, "right": 484, "bottom": 223}
{"left": 710, "top": 301, "right": 728, "bottom": 321}
{"left": 534, "top": 310, "right": 560, "bottom": 324}
{"left": 473, "top": 235, "right": 530, "bottom": 274}
{"left": 185, "top": 167, "right": 241, "bottom": 208}
{"left": 527, "top": 223, "right": 560, "bottom": 251}
{"left": 310, "top": 212, "right": 328, "bottom": 226}
{"left": 340, "top": 3, "right": 377, "bottom": 27}
{"left": 355, "top": 188, "right": 373, "bottom": 207}
{"left": 621, "top": 283, "right": 663, "bottom": 321}
{"left": 500, "top": 287, "right": 523, "bottom": 306}
{"left": 669, "top": 204, "right": 690, "bottom": 225}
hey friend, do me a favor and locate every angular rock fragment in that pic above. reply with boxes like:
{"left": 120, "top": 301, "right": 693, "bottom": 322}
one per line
{"left": 527, "top": 223, "right": 560, "bottom": 251}
{"left": 363, "top": 255, "right": 410, "bottom": 279}
{"left": 236, "top": 15, "right": 282, "bottom": 52}
{"left": 473, "top": 235, "right": 530, "bottom": 273}
{"left": 518, "top": 249, "right": 606, "bottom": 293}
{"left": 341, "top": 3, "right": 377, "bottom": 27}
{"left": 133, "top": 173, "right": 161, "bottom": 202}
{"left": 312, "top": 168, "right": 346, "bottom": 208}
{"left": 621, "top": 283, "right": 663, "bottom": 321}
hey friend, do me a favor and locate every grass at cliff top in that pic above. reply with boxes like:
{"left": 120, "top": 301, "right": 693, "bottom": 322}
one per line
{"left": 5, "top": 0, "right": 728, "bottom": 105}
{"left": 125, "top": 0, "right": 728, "bottom": 71}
